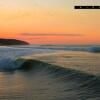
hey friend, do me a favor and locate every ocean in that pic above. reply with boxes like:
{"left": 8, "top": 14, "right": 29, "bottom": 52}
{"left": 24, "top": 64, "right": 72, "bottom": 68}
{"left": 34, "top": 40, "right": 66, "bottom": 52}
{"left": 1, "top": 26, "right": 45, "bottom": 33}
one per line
{"left": 0, "top": 45, "right": 100, "bottom": 100}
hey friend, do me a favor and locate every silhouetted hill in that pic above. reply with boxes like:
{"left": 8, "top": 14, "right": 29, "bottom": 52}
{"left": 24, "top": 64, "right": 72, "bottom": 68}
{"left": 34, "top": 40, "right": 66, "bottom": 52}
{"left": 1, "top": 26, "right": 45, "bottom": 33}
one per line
{"left": 0, "top": 38, "right": 29, "bottom": 45}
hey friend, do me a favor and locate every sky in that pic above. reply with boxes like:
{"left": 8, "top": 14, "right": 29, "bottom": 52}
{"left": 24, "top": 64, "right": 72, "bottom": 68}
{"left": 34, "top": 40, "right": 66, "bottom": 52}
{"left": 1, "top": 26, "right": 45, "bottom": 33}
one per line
{"left": 0, "top": 0, "right": 100, "bottom": 44}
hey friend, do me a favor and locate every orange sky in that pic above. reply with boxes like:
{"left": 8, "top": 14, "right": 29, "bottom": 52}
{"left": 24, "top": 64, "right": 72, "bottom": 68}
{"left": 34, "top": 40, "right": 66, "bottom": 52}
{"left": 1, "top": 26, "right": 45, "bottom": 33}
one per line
{"left": 0, "top": 0, "right": 100, "bottom": 44}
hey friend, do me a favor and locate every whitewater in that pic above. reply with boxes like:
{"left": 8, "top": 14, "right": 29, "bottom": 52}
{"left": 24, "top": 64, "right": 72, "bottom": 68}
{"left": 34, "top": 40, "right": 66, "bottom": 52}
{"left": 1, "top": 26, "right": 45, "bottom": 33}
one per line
{"left": 0, "top": 45, "right": 100, "bottom": 100}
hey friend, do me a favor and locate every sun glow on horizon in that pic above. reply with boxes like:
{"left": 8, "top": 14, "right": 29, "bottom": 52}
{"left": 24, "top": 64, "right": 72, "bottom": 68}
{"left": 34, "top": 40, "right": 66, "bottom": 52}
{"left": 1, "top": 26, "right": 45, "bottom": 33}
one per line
{"left": 0, "top": 0, "right": 100, "bottom": 44}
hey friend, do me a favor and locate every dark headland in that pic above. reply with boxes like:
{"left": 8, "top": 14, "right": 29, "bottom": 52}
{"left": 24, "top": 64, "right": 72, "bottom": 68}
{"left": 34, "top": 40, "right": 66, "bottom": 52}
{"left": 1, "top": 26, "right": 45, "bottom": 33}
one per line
{"left": 0, "top": 38, "right": 29, "bottom": 45}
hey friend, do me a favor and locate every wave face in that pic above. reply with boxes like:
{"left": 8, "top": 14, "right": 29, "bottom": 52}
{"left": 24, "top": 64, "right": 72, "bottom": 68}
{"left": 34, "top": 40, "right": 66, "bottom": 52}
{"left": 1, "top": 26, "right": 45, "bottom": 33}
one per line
{"left": 0, "top": 59, "right": 100, "bottom": 100}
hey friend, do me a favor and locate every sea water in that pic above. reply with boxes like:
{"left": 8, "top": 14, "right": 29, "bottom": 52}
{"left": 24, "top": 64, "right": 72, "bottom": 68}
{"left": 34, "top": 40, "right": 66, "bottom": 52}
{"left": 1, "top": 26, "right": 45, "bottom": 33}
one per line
{"left": 0, "top": 45, "right": 100, "bottom": 100}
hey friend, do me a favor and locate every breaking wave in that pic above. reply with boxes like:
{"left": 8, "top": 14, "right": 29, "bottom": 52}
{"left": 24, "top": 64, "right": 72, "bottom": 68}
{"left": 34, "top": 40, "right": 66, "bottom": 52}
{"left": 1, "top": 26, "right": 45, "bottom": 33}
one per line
{"left": 0, "top": 45, "right": 100, "bottom": 71}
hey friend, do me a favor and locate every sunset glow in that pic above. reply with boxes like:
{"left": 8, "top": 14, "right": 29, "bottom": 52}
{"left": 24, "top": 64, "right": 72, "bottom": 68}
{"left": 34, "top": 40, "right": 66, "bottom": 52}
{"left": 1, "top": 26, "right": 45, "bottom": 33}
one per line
{"left": 0, "top": 0, "right": 100, "bottom": 44}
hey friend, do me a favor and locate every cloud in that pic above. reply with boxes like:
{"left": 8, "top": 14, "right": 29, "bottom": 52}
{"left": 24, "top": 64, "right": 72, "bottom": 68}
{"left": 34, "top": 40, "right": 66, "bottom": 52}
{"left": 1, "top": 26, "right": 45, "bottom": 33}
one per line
{"left": 21, "top": 33, "right": 84, "bottom": 36}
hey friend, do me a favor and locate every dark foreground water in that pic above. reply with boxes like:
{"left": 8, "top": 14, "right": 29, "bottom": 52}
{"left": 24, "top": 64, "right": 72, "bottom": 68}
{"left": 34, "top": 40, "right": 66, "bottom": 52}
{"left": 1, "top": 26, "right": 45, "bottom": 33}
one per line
{"left": 0, "top": 60, "right": 100, "bottom": 100}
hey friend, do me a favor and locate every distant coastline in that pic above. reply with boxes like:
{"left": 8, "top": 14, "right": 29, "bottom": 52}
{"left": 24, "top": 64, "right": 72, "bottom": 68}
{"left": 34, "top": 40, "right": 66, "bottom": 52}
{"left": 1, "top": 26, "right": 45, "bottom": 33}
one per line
{"left": 0, "top": 38, "right": 29, "bottom": 45}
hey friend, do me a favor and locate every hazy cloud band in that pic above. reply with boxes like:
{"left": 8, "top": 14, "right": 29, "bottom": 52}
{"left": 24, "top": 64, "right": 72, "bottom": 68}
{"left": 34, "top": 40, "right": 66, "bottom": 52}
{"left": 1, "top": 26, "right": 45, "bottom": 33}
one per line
{"left": 21, "top": 33, "right": 84, "bottom": 36}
